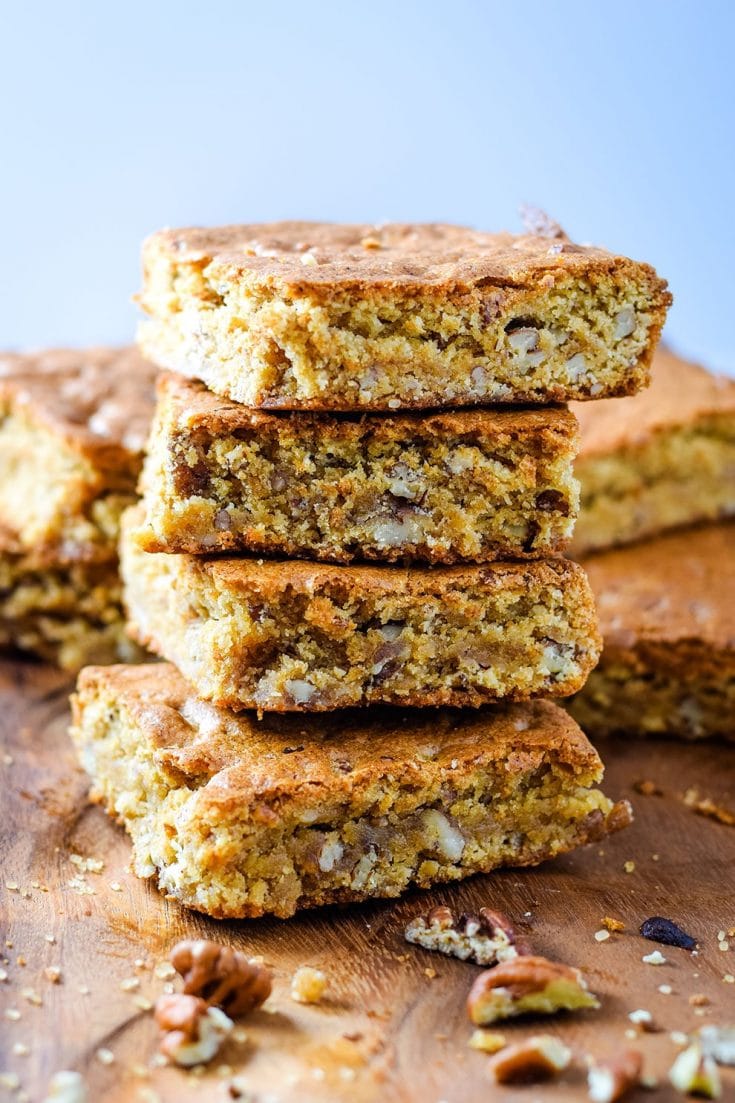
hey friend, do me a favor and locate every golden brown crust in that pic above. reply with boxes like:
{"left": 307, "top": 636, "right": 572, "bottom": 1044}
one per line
{"left": 0, "top": 346, "right": 157, "bottom": 472}
{"left": 156, "top": 370, "right": 577, "bottom": 441}
{"left": 142, "top": 221, "right": 667, "bottom": 294}
{"left": 193, "top": 545, "right": 587, "bottom": 596}
{"left": 574, "top": 346, "right": 735, "bottom": 457}
{"left": 73, "top": 662, "right": 604, "bottom": 810}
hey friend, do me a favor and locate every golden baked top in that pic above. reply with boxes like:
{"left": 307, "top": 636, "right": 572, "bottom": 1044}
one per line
{"left": 156, "top": 371, "right": 579, "bottom": 441}
{"left": 574, "top": 347, "right": 735, "bottom": 457}
{"left": 584, "top": 522, "right": 734, "bottom": 652}
{"left": 0, "top": 346, "right": 157, "bottom": 463}
{"left": 74, "top": 662, "right": 604, "bottom": 813}
{"left": 141, "top": 220, "right": 667, "bottom": 293}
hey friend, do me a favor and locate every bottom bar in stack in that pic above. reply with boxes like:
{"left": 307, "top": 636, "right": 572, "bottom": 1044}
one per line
{"left": 569, "top": 523, "right": 734, "bottom": 740}
{"left": 71, "top": 663, "right": 631, "bottom": 919}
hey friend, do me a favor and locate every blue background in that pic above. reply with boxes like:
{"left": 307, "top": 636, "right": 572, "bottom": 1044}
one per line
{"left": 2, "top": 0, "right": 733, "bottom": 373}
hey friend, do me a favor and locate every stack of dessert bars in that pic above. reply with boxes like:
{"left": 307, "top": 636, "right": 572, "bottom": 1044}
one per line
{"left": 71, "top": 221, "right": 670, "bottom": 919}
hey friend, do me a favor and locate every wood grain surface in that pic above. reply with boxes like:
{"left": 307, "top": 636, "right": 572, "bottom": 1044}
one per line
{"left": 1, "top": 658, "right": 733, "bottom": 1103}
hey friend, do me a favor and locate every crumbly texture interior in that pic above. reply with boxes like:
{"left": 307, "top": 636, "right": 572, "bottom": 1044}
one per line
{"left": 0, "top": 551, "right": 140, "bottom": 671}
{"left": 121, "top": 515, "right": 601, "bottom": 711}
{"left": 572, "top": 417, "right": 735, "bottom": 555}
{"left": 71, "top": 666, "right": 626, "bottom": 919}
{"left": 0, "top": 346, "right": 154, "bottom": 560}
{"left": 570, "top": 524, "right": 734, "bottom": 740}
{"left": 138, "top": 222, "right": 670, "bottom": 409}
{"left": 569, "top": 661, "right": 735, "bottom": 741}
{"left": 0, "top": 403, "right": 138, "bottom": 561}
{"left": 139, "top": 376, "right": 579, "bottom": 563}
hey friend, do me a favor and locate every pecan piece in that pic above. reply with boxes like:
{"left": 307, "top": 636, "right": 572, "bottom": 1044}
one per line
{"left": 467, "top": 954, "right": 599, "bottom": 1025}
{"left": 488, "top": 1034, "right": 571, "bottom": 1083}
{"left": 170, "top": 939, "right": 272, "bottom": 1016}
{"left": 668, "top": 1042, "right": 721, "bottom": 1099}
{"left": 154, "top": 992, "right": 233, "bottom": 1067}
{"left": 587, "top": 1049, "right": 643, "bottom": 1102}
{"left": 405, "top": 904, "right": 530, "bottom": 965}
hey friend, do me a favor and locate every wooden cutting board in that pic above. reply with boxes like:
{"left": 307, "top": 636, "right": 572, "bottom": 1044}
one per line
{"left": 1, "top": 658, "right": 733, "bottom": 1103}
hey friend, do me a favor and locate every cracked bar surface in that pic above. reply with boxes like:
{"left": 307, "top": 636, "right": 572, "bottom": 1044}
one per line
{"left": 121, "top": 508, "right": 600, "bottom": 712}
{"left": 569, "top": 524, "right": 735, "bottom": 740}
{"left": 0, "top": 549, "right": 141, "bottom": 671}
{"left": 572, "top": 348, "right": 735, "bottom": 555}
{"left": 0, "top": 346, "right": 156, "bottom": 562}
{"left": 71, "top": 662, "right": 632, "bottom": 918}
{"left": 136, "top": 373, "right": 580, "bottom": 564}
{"left": 138, "top": 221, "right": 670, "bottom": 411}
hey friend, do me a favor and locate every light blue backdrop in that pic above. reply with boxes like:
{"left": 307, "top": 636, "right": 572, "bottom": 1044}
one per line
{"left": 1, "top": 0, "right": 733, "bottom": 373}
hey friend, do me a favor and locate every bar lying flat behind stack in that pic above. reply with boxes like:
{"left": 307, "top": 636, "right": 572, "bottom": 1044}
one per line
{"left": 0, "top": 347, "right": 155, "bottom": 669}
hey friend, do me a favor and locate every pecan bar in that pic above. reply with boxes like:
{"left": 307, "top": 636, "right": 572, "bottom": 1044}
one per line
{"left": 70, "top": 663, "right": 632, "bottom": 919}
{"left": 136, "top": 374, "right": 580, "bottom": 564}
{"left": 121, "top": 508, "right": 601, "bottom": 711}
{"left": 137, "top": 221, "right": 670, "bottom": 411}
{"left": 0, "top": 347, "right": 156, "bottom": 562}
{"left": 572, "top": 347, "right": 735, "bottom": 555}
{"left": 569, "top": 523, "right": 735, "bottom": 740}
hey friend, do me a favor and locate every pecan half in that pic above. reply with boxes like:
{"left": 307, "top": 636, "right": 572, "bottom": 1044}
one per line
{"left": 467, "top": 954, "right": 599, "bottom": 1025}
{"left": 587, "top": 1049, "right": 643, "bottom": 1102}
{"left": 170, "top": 939, "right": 272, "bottom": 1016}
{"left": 488, "top": 1034, "right": 571, "bottom": 1083}
{"left": 405, "top": 904, "right": 530, "bottom": 965}
{"left": 154, "top": 992, "right": 233, "bottom": 1067}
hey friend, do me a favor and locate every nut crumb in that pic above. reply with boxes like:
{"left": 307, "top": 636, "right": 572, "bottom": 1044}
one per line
{"left": 633, "top": 779, "right": 662, "bottom": 796}
{"left": 468, "top": 1029, "right": 506, "bottom": 1054}
{"left": 689, "top": 994, "right": 709, "bottom": 1007}
{"left": 44, "top": 967, "right": 62, "bottom": 984}
{"left": 587, "top": 1048, "right": 643, "bottom": 1102}
{"left": 668, "top": 1041, "right": 721, "bottom": 1098}
{"left": 42, "top": 1070, "right": 87, "bottom": 1102}
{"left": 641, "top": 950, "right": 666, "bottom": 965}
{"left": 291, "top": 966, "right": 327, "bottom": 1005}
{"left": 623, "top": 861, "right": 635, "bottom": 874}
{"left": 488, "top": 1034, "right": 571, "bottom": 1083}
{"left": 683, "top": 788, "right": 735, "bottom": 826}
{"left": 601, "top": 917, "right": 625, "bottom": 933}
{"left": 628, "top": 1009, "right": 656, "bottom": 1031}
{"left": 595, "top": 930, "right": 611, "bottom": 942}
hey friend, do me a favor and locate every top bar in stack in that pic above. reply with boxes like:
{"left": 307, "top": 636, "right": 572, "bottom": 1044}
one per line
{"left": 138, "top": 221, "right": 670, "bottom": 410}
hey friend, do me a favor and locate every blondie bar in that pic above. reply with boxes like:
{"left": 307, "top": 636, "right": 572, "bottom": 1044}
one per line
{"left": 572, "top": 347, "right": 735, "bottom": 555}
{"left": 138, "top": 221, "right": 670, "bottom": 410}
{"left": 0, "top": 346, "right": 156, "bottom": 561}
{"left": 71, "top": 663, "right": 632, "bottom": 918}
{"left": 0, "top": 549, "right": 139, "bottom": 671}
{"left": 121, "top": 508, "right": 600, "bottom": 711}
{"left": 569, "top": 524, "right": 734, "bottom": 740}
{"left": 136, "top": 373, "right": 580, "bottom": 563}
